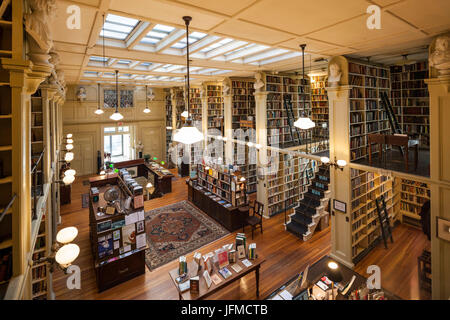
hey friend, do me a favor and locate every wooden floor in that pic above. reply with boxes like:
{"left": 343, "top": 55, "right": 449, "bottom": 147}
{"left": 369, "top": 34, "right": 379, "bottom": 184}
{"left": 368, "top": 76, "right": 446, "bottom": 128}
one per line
{"left": 53, "top": 170, "right": 430, "bottom": 300}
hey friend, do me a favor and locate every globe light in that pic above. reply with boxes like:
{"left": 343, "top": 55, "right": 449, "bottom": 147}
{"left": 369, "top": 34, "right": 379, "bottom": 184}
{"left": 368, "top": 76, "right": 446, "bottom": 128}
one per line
{"left": 55, "top": 243, "right": 80, "bottom": 267}
{"left": 146, "top": 182, "right": 153, "bottom": 188}
{"left": 110, "top": 111, "right": 124, "bottom": 121}
{"left": 247, "top": 142, "right": 254, "bottom": 147}
{"left": 64, "top": 152, "right": 74, "bottom": 162}
{"left": 66, "top": 139, "right": 74, "bottom": 144}
{"left": 173, "top": 125, "right": 203, "bottom": 144}
{"left": 216, "top": 136, "right": 223, "bottom": 141}
{"left": 62, "top": 174, "right": 75, "bottom": 185}
{"left": 56, "top": 227, "right": 78, "bottom": 244}
{"left": 222, "top": 137, "right": 228, "bottom": 142}
{"left": 166, "top": 126, "right": 173, "bottom": 130}
{"left": 294, "top": 116, "right": 315, "bottom": 130}
{"left": 64, "top": 169, "right": 76, "bottom": 177}
{"left": 336, "top": 159, "right": 347, "bottom": 168}
{"left": 240, "top": 176, "right": 246, "bottom": 182}
{"left": 255, "top": 144, "right": 262, "bottom": 150}
{"left": 66, "top": 144, "right": 74, "bottom": 151}
{"left": 320, "top": 156, "right": 330, "bottom": 164}
{"left": 66, "top": 134, "right": 73, "bottom": 138}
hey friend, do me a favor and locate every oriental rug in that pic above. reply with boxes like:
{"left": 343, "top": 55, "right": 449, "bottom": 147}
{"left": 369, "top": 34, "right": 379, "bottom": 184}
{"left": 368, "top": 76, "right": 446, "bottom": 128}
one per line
{"left": 144, "top": 200, "right": 228, "bottom": 270}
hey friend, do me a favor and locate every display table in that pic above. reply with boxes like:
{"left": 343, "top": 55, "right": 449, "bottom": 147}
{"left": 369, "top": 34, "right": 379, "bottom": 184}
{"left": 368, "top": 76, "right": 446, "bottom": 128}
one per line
{"left": 187, "top": 183, "right": 246, "bottom": 232}
{"left": 88, "top": 173, "right": 147, "bottom": 292}
{"left": 169, "top": 255, "right": 265, "bottom": 300}
{"left": 265, "top": 255, "right": 400, "bottom": 300}
{"left": 145, "top": 162, "right": 174, "bottom": 194}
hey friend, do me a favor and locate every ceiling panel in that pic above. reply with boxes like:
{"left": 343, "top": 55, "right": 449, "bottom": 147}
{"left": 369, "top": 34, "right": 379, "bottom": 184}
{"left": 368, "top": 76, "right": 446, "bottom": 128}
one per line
{"left": 176, "top": 0, "right": 257, "bottom": 16}
{"left": 388, "top": 0, "right": 450, "bottom": 31}
{"left": 307, "top": 13, "right": 416, "bottom": 48}
{"left": 110, "top": 0, "right": 225, "bottom": 31}
{"left": 213, "top": 20, "right": 293, "bottom": 45}
{"left": 51, "top": 2, "right": 97, "bottom": 45}
{"left": 238, "top": 0, "right": 369, "bottom": 36}
{"left": 280, "top": 37, "right": 340, "bottom": 53}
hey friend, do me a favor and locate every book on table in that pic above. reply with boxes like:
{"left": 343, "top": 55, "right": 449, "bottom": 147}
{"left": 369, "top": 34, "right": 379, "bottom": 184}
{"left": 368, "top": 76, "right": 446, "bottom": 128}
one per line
{"left": 211, "top": 273, "right": 222, "bottom": 285}
{"left": 190, "top": 276, "right": 200, "bottom": 294}
{"left": 231, "top": 264, "right": 242, "bottom": 273}
{"left": 218, "top": 267, "right": 232, "bottom": 279}
{"left": 203, "top": 270, "right": 212, "bottom": 288}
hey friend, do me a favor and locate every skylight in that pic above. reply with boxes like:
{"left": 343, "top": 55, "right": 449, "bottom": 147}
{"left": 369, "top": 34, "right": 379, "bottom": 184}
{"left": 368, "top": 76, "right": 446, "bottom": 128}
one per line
{"left": 140, "top": 24, "right": 175, "bottom": 45}
{"left": 84, "top": 71, "right": 98, "bottom": 77}
{"left": 171, "top": 32, "right": 207, "bottom": 49}
{"left": 90, "top": 56, "right": 108, "bottom": 62}
{"left": 200, "top": 38, "right": 233, "bottom": 53}
{"left": 101, "top": 14, "right": 139, "bottom": 40}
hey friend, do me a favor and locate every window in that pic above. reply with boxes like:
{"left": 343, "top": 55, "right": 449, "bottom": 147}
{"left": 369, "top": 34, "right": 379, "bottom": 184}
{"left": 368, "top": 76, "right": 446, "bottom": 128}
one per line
{"left": 103, "top": 126, "right": 131, "bottom": 162}
{"left": 171, "top": 32, "right": 207, "bottom": 49}
{"left": 100, "top": 14, "right": 139, "bottom": 40}
{"left": 140, "top": 24, "right": 175, "bottom": 45}
{"left": 103, "top": 89, "right": 134, "bottom": 108}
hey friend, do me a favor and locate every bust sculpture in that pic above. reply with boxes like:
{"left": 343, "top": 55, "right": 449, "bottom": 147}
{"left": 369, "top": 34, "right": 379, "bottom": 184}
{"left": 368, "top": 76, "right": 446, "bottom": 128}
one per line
{"left": 254, "top": 72, "right": 265, "bottom": 91}
{"left": 147, "top": 88, "right": 155, "bottom": 101}
{"left": 24, "top": 0, "right": 57, "bottom": 66}
{"left": 136, "top": 141, "right": 144, "bottom": 158}
{"left": 76, "top": 87, "right": 87, "bottom": 101}
{"left": 222, "top": 82, "right": 230, "bottom": 96}
{"left": 429, "top": 34, "right": 450, "bottom": 77}
{"left": 328, "top": 63, "right": 342, "bottom": 87}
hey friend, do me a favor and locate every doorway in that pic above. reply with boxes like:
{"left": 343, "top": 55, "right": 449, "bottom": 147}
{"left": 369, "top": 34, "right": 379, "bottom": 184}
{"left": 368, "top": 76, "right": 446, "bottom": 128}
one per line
{"left": 103, "top": 126, "right": 132, "bottom": 162}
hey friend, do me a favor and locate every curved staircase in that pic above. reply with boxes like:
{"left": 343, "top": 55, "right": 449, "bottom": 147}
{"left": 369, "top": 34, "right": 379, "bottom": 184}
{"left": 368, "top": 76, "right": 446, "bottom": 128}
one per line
{"left": 285, "top": 165, "right": 331, "bottom": 241}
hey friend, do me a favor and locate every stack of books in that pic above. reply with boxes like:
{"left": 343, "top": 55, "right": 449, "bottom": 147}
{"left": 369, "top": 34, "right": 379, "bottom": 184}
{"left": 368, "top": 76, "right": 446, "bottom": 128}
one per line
{"left": 179, "top": 256, "right": 187, "bottom": 275}
{"left": 248, "top": 243, "right": 256, "bottom": 260}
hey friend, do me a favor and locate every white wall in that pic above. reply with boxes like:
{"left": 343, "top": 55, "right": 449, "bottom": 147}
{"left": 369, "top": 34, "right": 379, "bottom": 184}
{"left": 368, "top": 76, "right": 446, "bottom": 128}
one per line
{"left": 62, "top": 84, "right": 166, "bottom": 175}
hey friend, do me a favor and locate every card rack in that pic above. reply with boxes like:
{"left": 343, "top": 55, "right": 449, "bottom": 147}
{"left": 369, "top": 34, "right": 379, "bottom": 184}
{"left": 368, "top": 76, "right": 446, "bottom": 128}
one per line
{"left": 390, "top": 61, "right": 429, "bottom": 148}
{"left": 350, "top": 168, "right": 395, "bottom": 263}
{"left": 348, "top": 61, "right": 390, "bottom": 161}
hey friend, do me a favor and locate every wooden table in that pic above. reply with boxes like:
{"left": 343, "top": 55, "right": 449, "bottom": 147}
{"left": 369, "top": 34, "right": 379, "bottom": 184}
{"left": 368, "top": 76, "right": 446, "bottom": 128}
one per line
{"left": 169, "top": 256, "right": 265, "bottom": 300}
{"left": 145, "top": 162, "right": 174, "bottom": 194}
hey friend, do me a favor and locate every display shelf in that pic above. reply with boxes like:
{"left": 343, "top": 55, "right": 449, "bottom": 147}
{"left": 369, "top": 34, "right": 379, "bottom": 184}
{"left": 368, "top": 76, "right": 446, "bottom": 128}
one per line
{"left": 348, "top": 61, "right": 390, "bottom": 161}
{"left": 390, "top": 61, "right": 429, "bottom": 148}
{"left": 350, "top": 168, "right": 395, "bottom": 262}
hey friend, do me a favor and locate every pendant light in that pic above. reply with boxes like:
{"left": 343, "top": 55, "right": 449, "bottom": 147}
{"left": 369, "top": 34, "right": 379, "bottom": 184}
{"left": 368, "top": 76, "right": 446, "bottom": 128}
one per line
{"left": 110, "top": 70, "right": 124, "bottom": 121}
{"left": 95, "top": 83, "right": 104, "bottom": 115}
{"left": 95, "top": 14, "right": 106, "bottom": 115}
{"left": 294, "top": 44, "right": 315, "bottom": 130}
{"left": 172, "top": 16, "right": 204, "bottom": 145}
{"left": 143, "top": 85, "right": 151, "bottom": 114}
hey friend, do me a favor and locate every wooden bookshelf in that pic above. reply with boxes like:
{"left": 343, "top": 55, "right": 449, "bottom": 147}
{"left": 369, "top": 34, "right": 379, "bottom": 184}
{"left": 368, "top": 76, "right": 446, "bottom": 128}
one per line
{"left": 231, "top": 78, "right": 256, "bottom": 193}
{"left": 350, "top": 168, "right": 395, "bottom": 263}
{"left": 164, "top": 89, "right": 172, "bottom": 163}
{"left": 195, "top": 163, "right": 247, "bottom": 208}
{"left": 31, "top": 218, "right": 48, "bottom": 300}
{"left": 396, "top": 178, "right": 430, "bottom": 228}
{"left": 310, "top": 75, "right": 329, "bottom": 149}
{"left": 390, "top": 61, "right": 429, "bottom": 148}
{"left": 265, "top": 151, "right": 315, "bottom": 217}
{"left": 206, "top": 84, "right": 223, "bottom": 133}
{"left": 265, "top": 73, "right": 311, "bottom": 149}
{"left": 348, "top": 61, "right": 390, "bottom": 161}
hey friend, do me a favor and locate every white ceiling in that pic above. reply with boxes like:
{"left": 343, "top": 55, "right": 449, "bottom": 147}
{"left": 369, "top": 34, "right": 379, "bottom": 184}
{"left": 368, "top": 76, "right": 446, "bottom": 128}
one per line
{"left": 50, "top": 0, "right": 450, "bottom": 86}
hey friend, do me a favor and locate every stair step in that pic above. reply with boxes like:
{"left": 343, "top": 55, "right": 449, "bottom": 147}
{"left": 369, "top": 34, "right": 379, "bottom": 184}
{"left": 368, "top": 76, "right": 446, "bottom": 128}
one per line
{"left": 286, "top": 221, "right": 308, "bottom": 237}
{"left": 310, "top": 181, "right": 328, "bottom": 192}
{"left": 308, "top": 188, "right": 325, "bottom": 198}
{"left": 291, "top": 212, "right": 313, "bottom": 227}
{"left": 296, "top": 203, "right": 317, "bottom": 217}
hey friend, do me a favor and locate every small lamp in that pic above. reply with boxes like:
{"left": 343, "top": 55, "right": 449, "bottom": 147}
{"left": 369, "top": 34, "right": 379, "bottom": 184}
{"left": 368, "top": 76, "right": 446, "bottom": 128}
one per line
{"left": 326, "top": 261, "right": 343, "bottom": 300}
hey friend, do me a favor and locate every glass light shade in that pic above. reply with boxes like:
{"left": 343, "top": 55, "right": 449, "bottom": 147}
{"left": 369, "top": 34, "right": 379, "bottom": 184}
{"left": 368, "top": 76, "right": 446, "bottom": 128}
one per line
{"left": 216, "top": 136, "right": 223, "bottom": 140}
{"left": 64, "top": 152, "right": 74, "bottom": 162}
{"left": 166, "top": 126, "right": 173, "bottom": 130}
{"left": 146, "top": 182, "right": 153, "bottom": 188}
{"left": 110, "top": 111, "right": 124, "bottom": 121}
{"left": 255, "top": 144, "right": 262, "bottom": 150}
{"left": 320, "top": 156, "right": 330, "bottom": 164}
{"left": 66, "top": 139, "right": 74, "bottom": 144}
{"left": 222, "top": 137, "right": 228, "bottom": 142}
{"left": 294, "top": 117, "right": 316, "bottom": 130}
{"left": 55, "top": 243, "right": 80, "bottom": 267}
{"left": 143, "top": 107, "right": 151, "bottom": 114}
{"left": 180, "top": 110, "right": 189, "bottom": 118}
{"left": 328, "top": 261, "right": 338, "bottom": 270}
{"left": 94, "top": 108, "right": 104, "bottom": 115}
{"left": 62, "top": 174, "right": 75, "bottom": 185}
{"left": 100, "top": 170, "right": 106, "bottom": 175}
{"left": 56, "top": 226, "right": 78, "bottom": 244}
{"left": 173, "top": 125, "right": 204, "bottom": 144}
{"left": 66, "top": 134, "right": 73, "bottom": 138}
{"left": 64, "top": 169, "right": 76, "bottom": 176}
{"left": 66, "top": 144, "right": 74, "bottom": 151}
{"left": 247, "top": 142, "right": 254, "bottom": 147}
{"left": 336, "top": 159, "right": 347, "bottom": 168}
{"left": 240, "top": 177, "right": 246, "bottom": 182}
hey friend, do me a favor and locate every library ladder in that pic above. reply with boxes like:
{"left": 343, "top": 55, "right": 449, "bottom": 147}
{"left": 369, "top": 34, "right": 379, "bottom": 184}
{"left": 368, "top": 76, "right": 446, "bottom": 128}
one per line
{"left": 283, "top": 94, "right": 301, "bottom": 147}
{"left": 380, "top": 91, "right": 404, "bottom": 156}
{"left": 375, "top": 194, "right": 394, "bottom": 249}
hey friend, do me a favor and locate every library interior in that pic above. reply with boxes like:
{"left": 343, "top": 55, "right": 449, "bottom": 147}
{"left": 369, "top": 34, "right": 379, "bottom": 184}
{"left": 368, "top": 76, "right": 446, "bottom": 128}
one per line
{"left": 0, "top": 0, "right": 449, "bottom": 301}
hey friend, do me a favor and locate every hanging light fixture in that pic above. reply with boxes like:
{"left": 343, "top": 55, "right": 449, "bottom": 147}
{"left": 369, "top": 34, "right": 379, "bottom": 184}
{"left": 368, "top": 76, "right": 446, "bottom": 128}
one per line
{"left": 294, "top": 44, "right": 315, "bottom": 130}
{"left": 64, "top": 152, "right": 74, "bottom": 162}
{"left": 172, "top": 16, "right": 204, "bottom": 145}
{"left": 110, "top": 70, "right": 124, "bottom": 121}
{"left": 143, "top": 85, "right": 151, "bottom": 114}
{"left": 95, "top": 83, "right": 104, "bottom": 115}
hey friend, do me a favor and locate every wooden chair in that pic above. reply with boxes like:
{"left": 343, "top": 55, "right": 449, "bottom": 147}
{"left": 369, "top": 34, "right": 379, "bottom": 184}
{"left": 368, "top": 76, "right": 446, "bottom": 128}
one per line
{"left": 368, "top": 133, "right": 386, "bottom": 165}
{"left": 243, "top": 201, "right": 264, "bottom": 239}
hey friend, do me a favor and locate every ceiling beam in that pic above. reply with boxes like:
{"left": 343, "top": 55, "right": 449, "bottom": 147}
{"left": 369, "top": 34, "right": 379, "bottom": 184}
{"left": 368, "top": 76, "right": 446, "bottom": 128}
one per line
{"left": 128, "top": 60, "right": 141, "bottom": 68}
{"left": 0, "top": 0, "right": 11, "bottom": 19}
{"left": 205, "top": 40, "right": 248, "bottom": 59}
{"left": 223, "top": 44, "right": 269, "bottom": 61}
{"left": 126, "top": 21, "right": 153, "bottom": 49}
{"left": 155, "top": 29, "right": 185, "bottom": 52}
{"left": 241, "top": 48, "right": 290, "bottom": 64}
{"left": 186, "top": 35, "right": 221, "bottom": 55}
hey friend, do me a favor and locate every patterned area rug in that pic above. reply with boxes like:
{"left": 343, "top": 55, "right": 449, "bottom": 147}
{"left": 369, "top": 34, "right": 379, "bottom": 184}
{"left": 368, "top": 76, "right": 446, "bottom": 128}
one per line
{"left": 144, "top": 200, "right": 229, "bottom": 270}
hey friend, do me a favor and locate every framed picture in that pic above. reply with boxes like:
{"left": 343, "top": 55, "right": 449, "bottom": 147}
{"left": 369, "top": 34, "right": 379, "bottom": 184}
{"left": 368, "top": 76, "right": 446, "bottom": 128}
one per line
{"left": 333, "top": 199, "right": 347, "bottom": 213}
{"left": 127, "top": 166, "right": 138, "bottom": 178}
{"left": 137, "top": 221, "right": 144, "bottom": 233}
{"left": 113, "top": 229, "right": 121, "bottom": 241}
